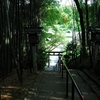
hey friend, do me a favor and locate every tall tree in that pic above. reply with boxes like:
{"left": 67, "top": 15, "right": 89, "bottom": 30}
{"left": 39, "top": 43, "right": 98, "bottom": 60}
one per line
{"left": 74, "top": 0, "right": 86, "bottom": 56}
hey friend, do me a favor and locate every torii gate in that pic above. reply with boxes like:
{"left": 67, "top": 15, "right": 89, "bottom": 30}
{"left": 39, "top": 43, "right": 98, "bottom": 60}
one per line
{"left": 47, "top": 51, "right": 64, "bottom": 70}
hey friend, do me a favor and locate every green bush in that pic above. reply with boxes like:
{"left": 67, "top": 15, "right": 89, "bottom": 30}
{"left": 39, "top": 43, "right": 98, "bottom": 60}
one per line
{"left": 37, "top": 48, "right": 49, "bottom": 70}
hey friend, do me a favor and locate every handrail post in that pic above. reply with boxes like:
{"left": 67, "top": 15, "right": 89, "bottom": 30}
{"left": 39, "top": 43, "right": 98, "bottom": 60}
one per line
{"left": 62, "top": 64, "right": 63, "bottom": 78}
{"left": 62, "top": 61, "right": 86, "bottom": 100}
{"left": 72, "top": 82, "right": 75, "bottom": 100}
{"left": 66, "top": 70, "right": 68, "bottom": 98}
{"left": 0, "top": 87, "right": 1, "bottom": 100}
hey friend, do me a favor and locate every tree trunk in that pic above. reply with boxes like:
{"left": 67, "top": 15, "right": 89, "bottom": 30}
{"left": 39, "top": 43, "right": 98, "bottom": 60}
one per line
{"left": 5, "top": 0, "right": 22, "bottom": 83}
{"left": 74, "top": 0, "right": 86, "bottom": 57}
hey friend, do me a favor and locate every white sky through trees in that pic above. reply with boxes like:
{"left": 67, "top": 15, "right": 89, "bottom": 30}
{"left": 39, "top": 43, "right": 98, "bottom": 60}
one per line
{"left": 58, "top": 0, "right": 93, "bottom": 6}
{"left": 58, "top": 0, "right": 74, "bottom": 6}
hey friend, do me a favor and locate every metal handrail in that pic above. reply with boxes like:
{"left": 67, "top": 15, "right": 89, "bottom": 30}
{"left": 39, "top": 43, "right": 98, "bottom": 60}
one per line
{"left": 62, "top": 61, "right": 86, "bottom": 100}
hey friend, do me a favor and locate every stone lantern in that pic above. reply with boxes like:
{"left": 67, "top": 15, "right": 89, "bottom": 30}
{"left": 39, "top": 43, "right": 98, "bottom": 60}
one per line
{"left": 24, "top": 26, "right": 42, "bottom": 73}
{"left": 88, "top": 26, "right": 100, "bottom": 69}
{"left": 24, "top": 26, "right": 42, "bottom": 44}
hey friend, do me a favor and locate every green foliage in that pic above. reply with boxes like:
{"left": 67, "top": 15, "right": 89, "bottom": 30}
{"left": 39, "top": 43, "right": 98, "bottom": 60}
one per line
{"left": 62, "top": 6, "right": 72, "bottom": 25}
{"left": 39, "top": 4, "right": 73, "bottom": 52}
{"left": 88, "top": 2, "right": 98, "bottom": 26}
{"left": 64, "top": 41, "right": 80, "bottom": 64}
{"left": 37, "top": 48, "right": 49, "bottom": 70}
{"left": 41, "top": 6, "right": 61, "bottom": 25}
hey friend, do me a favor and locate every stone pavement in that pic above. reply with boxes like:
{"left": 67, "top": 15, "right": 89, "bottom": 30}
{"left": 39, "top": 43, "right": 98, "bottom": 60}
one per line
{"left": 24, "top": 66, "right": 67, "bottom": 100}
{"left": 24, "top": 66, "right": 100, "bottom": 100}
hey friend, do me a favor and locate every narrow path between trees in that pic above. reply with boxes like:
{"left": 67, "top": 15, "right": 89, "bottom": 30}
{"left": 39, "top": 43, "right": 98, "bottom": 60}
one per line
{"left": 24, "top": 66, "right": 66, "bottom": 100}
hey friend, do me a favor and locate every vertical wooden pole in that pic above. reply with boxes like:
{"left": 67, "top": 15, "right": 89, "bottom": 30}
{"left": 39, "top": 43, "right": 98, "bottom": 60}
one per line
{"left": 32, "top": 45, "right": 37, "bottom": 73}
{"left": 72, "top": 82, "right": 75, "bottom": 100}
{"left": 66, "top": 70, "right": 68, "bottom": 98}
{"left": 93, "top": 43, "right": 99, "bottom": 69}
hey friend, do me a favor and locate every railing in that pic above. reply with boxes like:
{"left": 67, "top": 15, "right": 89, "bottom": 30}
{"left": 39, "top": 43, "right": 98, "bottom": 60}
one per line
{"left": 62, "top": 61, "right": 86, "bottom": 100}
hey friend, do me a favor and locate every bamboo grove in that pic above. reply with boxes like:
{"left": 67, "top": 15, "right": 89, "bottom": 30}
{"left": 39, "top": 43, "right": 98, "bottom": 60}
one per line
{"left": 0, "top": 0, "right": 58, "bottom": 83}
{"left": 0, "top": 0, "right": 41, "bottom": 83}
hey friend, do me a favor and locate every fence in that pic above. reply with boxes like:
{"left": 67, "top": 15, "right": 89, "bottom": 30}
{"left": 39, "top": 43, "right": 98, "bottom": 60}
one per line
{"left": 61, "top": 61, "right": 86, "bottom": 100}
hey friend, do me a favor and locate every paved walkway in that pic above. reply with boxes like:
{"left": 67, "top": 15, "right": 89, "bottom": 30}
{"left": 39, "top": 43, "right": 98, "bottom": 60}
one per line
{"left": 24, "top": 66, "right": 67, "bottom": 100}
{"left": 24, "top": 66, "right": 100, "bottom": 100}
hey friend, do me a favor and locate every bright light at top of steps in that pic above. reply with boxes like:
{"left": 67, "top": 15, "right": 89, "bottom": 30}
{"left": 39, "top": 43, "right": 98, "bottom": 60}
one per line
{"left": 57, "top": 0, "right": 74, "bottom": 6}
